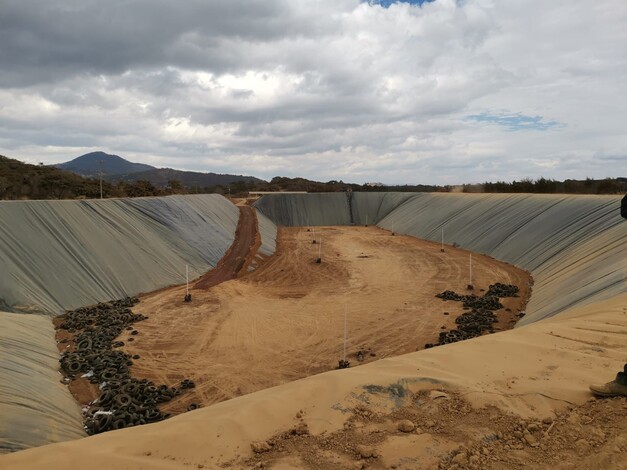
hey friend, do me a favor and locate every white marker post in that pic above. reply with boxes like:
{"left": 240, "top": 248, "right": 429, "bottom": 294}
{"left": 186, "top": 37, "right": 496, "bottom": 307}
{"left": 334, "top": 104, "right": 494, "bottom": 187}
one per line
{"left": 441, "top": 227, "right": 444, "bottom": 252}
{"left": 469, "top": 254, "right": 473, "bottom": 288}
{"left": 184, "top": 264, "right": 192, "bottom": 302}
{"left": 343, "top": 305, "right": 348, "bottom": 363}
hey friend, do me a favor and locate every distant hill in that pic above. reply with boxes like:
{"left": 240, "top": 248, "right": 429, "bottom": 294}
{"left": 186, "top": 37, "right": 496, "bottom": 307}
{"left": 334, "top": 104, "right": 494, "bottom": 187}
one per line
{"left": 57, "top": 151, "right": 263, "bottom": 188}
{"left": 108, "top": 167, "right": 263, "bottom": 188}
{"left": 56, "top": 151, "right": 155, "bottom": 177}
{"left": 0, "top": 154, "right": 107, "bottom": 199}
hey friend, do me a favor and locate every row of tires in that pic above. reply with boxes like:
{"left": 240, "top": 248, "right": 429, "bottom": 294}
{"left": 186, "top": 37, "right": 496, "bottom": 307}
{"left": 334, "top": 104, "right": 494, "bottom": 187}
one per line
{"left": 56, "top": 297, "right": 199, "bottom": 435}
{"left": 426, "top": 285, "right": 518, "bottom": 349}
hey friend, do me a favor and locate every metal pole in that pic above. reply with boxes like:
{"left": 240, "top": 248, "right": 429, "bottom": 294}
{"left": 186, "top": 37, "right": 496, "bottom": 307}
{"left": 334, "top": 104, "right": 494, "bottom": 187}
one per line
{"left": 343, "top": 305, "right": 348, "bottom": 362}
{"left": 441, "top": 228, "right": 444, "bottom": 251}
{"left": 318, "top": 238, "right": 322, "bottom": 259}
{"left": 186, "top": 264, "right": 189, "bottom": 296}
{"left": 99, "top": 160, "right": 103, "bottom": 199}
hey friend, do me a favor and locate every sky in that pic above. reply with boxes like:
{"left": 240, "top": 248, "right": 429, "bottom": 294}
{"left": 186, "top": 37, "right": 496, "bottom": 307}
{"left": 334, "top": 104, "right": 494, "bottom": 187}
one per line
{"left": 0, "top": 0, "right": 625, "bottom": 184}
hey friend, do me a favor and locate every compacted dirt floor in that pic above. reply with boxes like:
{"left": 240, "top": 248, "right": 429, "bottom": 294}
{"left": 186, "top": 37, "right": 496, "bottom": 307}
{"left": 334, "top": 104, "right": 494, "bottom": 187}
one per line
{"left": 121, "top": 225, "right": 531, "bottom": 413}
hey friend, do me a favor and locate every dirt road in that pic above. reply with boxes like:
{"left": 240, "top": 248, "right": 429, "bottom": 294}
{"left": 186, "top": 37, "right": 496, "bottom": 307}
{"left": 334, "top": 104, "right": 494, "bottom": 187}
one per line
{"left": 194, "top": 205, "right": 260, "bottom": 289}
{"left": 123, "top": 226, "right": 531, "bottom": 413}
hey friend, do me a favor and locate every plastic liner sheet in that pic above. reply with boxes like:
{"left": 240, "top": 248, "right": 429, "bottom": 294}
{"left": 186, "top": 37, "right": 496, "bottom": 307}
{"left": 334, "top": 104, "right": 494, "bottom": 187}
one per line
{"left": 380, "top": 193, "right": 626, "bottom": 325}
{"left": 254, "top": 193, "right": 351, "bottom": 226}
{"left": 351, "top": 192, "right": 415, "bottom": 225}
{"left": 0, "top": 195, "right": 239, "bottom": 315}
{"left": 255, "top": 210, "right": 277, "bottom": 256}
{"left": 0, "top": 311, "right": 84, "bottom": 453}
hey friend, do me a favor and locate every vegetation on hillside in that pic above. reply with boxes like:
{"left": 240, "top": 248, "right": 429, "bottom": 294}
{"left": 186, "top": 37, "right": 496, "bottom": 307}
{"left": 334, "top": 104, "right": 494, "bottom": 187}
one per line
{"left": 461, "top": 177, "right": 627, "bottom": 194}
{"left": 0, "top": 155, "right": 171, "bottom": 200}
{"left": 1, "top": 154, "right": 624, "bottom": 200}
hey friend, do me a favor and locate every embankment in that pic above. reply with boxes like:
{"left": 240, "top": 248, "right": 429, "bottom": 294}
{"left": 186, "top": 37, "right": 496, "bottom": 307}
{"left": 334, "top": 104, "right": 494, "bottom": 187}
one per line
{"left": 256, "top": 192, "right": 626, "bottom": 325}
{"left": 0, "top": 194, "right": 241, "bottom": 315}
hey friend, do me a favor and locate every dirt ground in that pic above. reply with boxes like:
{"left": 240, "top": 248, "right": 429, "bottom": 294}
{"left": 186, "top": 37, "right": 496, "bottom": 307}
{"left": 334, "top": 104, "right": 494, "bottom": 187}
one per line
{"left": 195, "top": 205, "right": 260, "bottom": 289}
{"left": 123, "top": 226, "right": 531, "bottom": 413}
{"left": 241, "top": 389, "right": 626, "bottom": 470}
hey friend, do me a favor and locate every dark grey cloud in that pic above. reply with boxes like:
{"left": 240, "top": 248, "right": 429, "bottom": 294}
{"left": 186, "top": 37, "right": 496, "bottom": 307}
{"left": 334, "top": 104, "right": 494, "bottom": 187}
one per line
{"left": 0, "top": 0, "right": 349, "bottom": 86}
{"left": 0, "top": 0, "right": 625, "bottom": 184}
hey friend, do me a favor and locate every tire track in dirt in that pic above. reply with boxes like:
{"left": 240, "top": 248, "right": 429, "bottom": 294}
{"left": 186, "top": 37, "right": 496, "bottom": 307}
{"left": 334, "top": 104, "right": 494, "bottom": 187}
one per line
{"left": 123, "top": 225, "right": 532, "bottom": 414}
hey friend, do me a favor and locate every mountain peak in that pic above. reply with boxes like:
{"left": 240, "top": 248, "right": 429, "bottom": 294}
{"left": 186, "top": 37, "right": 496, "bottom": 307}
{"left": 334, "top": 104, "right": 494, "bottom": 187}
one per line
{"left": 56, "top": 151, "right": 156, "bottom": 177}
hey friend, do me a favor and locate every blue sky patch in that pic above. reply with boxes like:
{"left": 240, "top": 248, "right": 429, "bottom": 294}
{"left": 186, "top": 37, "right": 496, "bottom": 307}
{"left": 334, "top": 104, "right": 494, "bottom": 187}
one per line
{"left": 367, "top": 0, "right": 436, "bottom": 7}
{"left": 466, "top": 113, "right": 561, "bottom": 131}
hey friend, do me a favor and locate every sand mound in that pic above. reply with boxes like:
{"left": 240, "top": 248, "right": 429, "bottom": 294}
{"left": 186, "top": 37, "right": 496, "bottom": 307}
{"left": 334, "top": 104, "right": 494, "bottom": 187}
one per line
{"left": 1, "top": 293, "right": 624, "bottom": 469}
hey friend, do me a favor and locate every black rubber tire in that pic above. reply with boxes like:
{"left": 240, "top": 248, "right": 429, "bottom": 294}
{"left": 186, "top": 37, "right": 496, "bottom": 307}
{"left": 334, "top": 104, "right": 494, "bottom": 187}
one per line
{"left": 94, "top": 414, "right": 113, "bottom": 433}
{"left": 115, "top": 393, "right": 132, "bottom": 407}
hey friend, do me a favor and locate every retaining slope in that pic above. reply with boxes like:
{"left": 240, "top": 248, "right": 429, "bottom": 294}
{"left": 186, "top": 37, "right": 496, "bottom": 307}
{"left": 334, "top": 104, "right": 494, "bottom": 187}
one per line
{"left": 254, "top": 193, "right": 351, "bottom": 226}
{"left": 0, "top": 194, "right": 240, "bottom": 315}
{"left": 380, "top": 193, "right": 626, "bottom": 325}
{"left": 0, "top": 311, "right": 84, "bottom": 453}
{"left": 255, "top": 192, "right": 626, "bottom": 325}
{"left": 256, "top": 210, "right": 278, "bottom": 256}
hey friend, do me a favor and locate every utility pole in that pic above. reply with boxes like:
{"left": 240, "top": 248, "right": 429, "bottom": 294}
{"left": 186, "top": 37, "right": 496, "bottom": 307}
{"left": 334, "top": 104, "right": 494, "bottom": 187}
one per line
{"left": 99, "top": 159, "right": 103, "bottom": 199}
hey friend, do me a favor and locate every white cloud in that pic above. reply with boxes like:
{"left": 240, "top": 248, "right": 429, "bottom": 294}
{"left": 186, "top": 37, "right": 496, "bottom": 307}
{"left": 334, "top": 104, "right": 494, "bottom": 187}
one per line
{"left": 0, "top": 0, "right": 625, "bottom": 184}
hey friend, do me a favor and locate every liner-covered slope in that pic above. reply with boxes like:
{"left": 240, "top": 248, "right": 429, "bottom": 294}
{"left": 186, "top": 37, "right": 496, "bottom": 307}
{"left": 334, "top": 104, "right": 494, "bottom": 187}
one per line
{"left": 255, "top": 210, "right": 278, "bottom": 256}
{"left": 379, "top": 193, "right": 626, "bottom": 325}
{"left": 254, "top": 193, "right": 351, "bottom": 226}
{"left": 255, "top": 192, "right": 625, "bottom": 325}
{"left": 0, "top": 311, "right": 84, "bottom": 453}
{"left": 0, "top": 195, "right": 239, "bottom": 315}
{"left": 351, "top": 192, "right": 414, "bottom": 225}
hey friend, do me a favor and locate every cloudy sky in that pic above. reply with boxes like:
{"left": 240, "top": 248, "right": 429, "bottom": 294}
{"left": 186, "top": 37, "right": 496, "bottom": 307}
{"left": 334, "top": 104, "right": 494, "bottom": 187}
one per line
{"left": 0, "top": 0, "right": 625, "bottom": 184}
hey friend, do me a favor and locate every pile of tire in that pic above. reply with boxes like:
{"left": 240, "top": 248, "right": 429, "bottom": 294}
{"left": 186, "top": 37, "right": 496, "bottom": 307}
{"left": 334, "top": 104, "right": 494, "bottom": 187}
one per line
{"left": 486, "top": 283, "right": 519, "bottom": 298}
{"left": 426, "top": 284, "right": 519, "bottom": 349}
{"left": 435, "top": 290, "right": 466, "bottom": 301}
{"left": 56, "top": 297, "right": 197, "bottom": 435}
{"left": 461, "top": 294, "right": 503, "bottom": 311}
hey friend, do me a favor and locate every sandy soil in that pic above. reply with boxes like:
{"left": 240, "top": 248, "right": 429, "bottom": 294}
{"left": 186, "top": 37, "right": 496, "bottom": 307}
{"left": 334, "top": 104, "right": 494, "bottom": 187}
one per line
{"left": 245, "top": 390, "right": 626, "bottom": 470}
{"left": 122, "top": 226, "right": 530, "bottom": 413}
{"left": 3, "top": 292, "right": 624, "bottom": 470}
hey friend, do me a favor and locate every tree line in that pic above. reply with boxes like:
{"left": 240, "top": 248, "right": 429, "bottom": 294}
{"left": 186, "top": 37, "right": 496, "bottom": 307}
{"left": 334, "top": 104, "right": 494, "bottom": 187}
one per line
{"left": 459, "top": 177, "right": 626, "bottom": 194}
{"left": 1, "top": 155, "right": 624, "bottom": 200}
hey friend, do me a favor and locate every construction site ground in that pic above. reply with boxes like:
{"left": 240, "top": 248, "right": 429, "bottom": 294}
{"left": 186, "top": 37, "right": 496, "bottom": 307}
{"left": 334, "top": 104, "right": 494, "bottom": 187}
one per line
{"left": 120, "top": 225, "right": 531, "bottom": 414}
